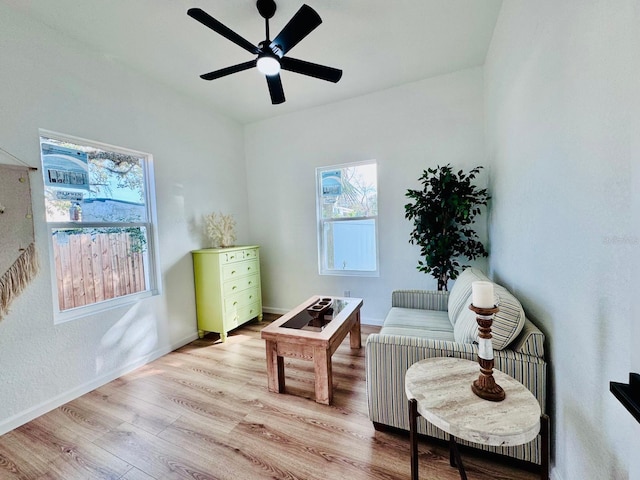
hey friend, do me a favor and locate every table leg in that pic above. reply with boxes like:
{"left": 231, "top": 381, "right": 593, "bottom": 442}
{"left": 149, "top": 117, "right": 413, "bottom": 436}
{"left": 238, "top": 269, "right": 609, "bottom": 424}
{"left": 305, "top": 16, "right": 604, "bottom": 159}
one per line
{"left": 449, "top": 436, "right": 468, "bottom": 480}
{"left": 409, "top": 398, "right": 418, "bottom": 480}
{"left": 350, "top": 310, "right": 362, "bottom": 349}
{"left": 541, "top": 414, "right": 550, "bottom": 480}
{"left": 314, "top": 347, "right": 332, "bottom": 405}
{"left": 449, "top": 435, "right": 455, "bottom": 467}
{"left": 265, "top": 340, "right": 285, "bottom": 393}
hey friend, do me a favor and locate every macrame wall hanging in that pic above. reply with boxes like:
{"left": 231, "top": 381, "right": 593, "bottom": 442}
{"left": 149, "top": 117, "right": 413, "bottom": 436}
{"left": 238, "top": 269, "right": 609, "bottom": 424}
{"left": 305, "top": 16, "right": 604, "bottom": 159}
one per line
{"left": 0, "top": 146, "right": 39, "bottom": 320}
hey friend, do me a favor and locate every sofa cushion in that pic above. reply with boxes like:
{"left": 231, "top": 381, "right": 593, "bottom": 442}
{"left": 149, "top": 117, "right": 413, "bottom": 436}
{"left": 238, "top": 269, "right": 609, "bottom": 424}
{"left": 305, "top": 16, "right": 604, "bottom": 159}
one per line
{"left": 381, "top": 307, "right": 454, "bottom": 341}
{"left": 453, "top": 282, "right": 525, "bottom": 350}
{"left": 511, "top": 319, "right": 545, "bottom": 357}
{"left": 447, "top": 267, "right": 489, "bottom": 326}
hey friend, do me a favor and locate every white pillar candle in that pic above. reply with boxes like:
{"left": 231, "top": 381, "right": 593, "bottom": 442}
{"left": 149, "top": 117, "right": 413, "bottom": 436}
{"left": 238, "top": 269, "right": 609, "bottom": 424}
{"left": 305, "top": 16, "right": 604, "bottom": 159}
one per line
{"left": 472, "top": 281, "right": 494, "bottom": 308}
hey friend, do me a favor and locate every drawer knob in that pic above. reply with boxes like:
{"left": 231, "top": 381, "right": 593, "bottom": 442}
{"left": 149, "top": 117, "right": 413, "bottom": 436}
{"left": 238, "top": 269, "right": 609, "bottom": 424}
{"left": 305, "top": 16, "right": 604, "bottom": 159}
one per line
{"left": 231, "top": 270, "right": 236, "bottom": 275}
{"left": 233, "top": 301, "right": 238, "bottom": 306}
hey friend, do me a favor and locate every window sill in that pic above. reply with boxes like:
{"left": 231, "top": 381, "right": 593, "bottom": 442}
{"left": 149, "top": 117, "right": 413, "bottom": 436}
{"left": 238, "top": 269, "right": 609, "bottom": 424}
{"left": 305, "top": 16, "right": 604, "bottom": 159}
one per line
{"left": 53, "top": 289, "right": 157, "bottom": 324}
{"left": 319, "top": 270, "right": 380, "bottom": 277}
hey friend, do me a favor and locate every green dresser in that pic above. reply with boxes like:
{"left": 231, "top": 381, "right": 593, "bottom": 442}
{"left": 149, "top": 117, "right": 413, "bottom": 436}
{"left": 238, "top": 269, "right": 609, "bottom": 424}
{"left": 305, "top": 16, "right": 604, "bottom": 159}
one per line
{"left": 192, "top": 245, "right": 262, "bottom": 341}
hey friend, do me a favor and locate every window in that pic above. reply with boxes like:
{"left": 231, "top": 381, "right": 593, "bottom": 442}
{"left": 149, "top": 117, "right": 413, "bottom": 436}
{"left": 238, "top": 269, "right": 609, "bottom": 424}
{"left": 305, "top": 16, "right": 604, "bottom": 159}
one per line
{"left": 316, "top": 161, "right": 378, "bottom": 276}
{"left": 40, "top": 130, "right": 159, "bottom": 321}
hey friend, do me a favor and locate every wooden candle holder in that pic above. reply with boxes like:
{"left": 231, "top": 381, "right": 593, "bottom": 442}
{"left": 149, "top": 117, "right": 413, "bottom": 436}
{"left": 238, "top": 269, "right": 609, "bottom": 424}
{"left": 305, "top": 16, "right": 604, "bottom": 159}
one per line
{"left": 306, "top": 298, "right": 333, "bottom": 318}
{"left": 469, "top": 304, "right": 505, "bottom": 402}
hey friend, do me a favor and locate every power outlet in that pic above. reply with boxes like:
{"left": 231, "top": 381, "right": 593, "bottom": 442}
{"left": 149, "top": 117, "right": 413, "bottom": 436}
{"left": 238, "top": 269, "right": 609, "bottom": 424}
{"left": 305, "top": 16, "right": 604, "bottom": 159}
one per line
{"left": 344, "top": 290, "right": 351, "bottom": 297}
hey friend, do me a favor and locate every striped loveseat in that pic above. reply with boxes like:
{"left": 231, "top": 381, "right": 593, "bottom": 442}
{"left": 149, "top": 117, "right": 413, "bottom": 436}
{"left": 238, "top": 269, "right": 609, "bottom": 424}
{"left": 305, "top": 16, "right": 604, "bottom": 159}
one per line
{"left": 365, "top": 267, "right": 547, "bottom": 465}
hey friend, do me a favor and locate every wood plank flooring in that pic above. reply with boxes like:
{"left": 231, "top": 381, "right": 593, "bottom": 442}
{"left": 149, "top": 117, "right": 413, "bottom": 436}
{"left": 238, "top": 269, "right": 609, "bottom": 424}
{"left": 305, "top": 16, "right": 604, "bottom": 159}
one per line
{"left": 0, "top": 315, "right": 538, "bottom": 479}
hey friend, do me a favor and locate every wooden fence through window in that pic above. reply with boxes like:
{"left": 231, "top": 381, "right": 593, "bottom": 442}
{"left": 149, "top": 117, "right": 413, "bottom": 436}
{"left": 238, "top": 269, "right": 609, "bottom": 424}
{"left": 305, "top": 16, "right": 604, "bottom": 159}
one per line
{"left": 53, "top": 232, "right": 146, "bottom": 311}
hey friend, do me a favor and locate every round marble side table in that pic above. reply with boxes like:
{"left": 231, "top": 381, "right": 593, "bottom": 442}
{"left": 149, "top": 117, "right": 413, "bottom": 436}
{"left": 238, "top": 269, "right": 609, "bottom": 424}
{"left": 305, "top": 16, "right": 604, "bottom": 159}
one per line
{"left": 405, "top": 357, "right": 549, "bottom": 480}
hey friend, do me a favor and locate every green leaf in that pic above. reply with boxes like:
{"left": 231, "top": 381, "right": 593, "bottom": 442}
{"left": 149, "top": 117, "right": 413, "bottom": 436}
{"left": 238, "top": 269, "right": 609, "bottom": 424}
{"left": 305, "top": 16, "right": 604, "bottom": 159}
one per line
{"left": 404, "top": 164, "right": 488, "bottom": 288}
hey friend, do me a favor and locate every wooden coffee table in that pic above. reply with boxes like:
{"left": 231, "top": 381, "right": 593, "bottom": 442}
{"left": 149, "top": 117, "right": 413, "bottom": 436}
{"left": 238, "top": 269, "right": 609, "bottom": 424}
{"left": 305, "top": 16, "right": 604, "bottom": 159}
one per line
{"left": 260, "top": 295, "right": 363, "bottom": 405}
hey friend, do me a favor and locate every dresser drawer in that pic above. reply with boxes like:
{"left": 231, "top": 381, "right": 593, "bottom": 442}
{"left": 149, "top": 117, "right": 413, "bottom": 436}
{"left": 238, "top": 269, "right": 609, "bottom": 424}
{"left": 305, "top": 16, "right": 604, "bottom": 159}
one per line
{"left": 223, "top": 273, "right": 259, "bottom": 296}
{"left": 238, "top": 301, "right": 261, "bottom": 323}
{"left": 224, "top": 300, "right": 261, "bottom": 330}
{"left": 242, "top": 248, "right": 258, "bottom": 260}
{"left": 222, "top": 258, "right": 259, "bottom": 280}
{"left": 220, "top": 247, "right": 259, "bottom": 264}
{"left": 220, "top": 250, "right": 243, "bottom": 264}
{"left": 224, "top": 286, "right": 260, "bottom": 313}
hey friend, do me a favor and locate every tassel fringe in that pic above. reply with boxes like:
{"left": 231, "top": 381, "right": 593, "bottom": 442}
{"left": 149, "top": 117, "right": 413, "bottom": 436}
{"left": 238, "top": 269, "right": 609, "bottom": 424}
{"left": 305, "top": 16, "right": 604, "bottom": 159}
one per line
{"left": 0, "top": 243, "right": 39, "bottom": 320}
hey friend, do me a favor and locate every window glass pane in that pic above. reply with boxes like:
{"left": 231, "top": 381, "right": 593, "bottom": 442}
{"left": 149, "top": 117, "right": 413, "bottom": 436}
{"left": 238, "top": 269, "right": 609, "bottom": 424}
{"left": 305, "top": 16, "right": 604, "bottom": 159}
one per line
{"left": 41, "top": 139, "right": 147, "bottom": 223}
{"left": 52, "top": 227, "right": 149, "bottom": 311}
{"left": 322, "top": 219, "right": 377, "bottom": 271}
{"left": 320, "top": 163, "right": 377, "bottom": 220}
{"left": 317, "top": 161, "right": 378, "bottom": 276}
{"left": 40, "top": 131, "right": 157, "bottom": 318}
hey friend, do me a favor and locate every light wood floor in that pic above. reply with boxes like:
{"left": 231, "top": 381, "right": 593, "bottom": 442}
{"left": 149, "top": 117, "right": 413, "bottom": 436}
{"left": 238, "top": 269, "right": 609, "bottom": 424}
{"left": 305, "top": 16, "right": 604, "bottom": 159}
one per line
{"left": 0, "top": 315, "right": 538, "bottom": 479}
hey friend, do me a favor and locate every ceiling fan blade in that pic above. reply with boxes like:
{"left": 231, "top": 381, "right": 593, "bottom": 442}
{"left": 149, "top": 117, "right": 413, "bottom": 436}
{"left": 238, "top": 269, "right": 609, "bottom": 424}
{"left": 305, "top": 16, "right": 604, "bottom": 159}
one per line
{"left": 270, "top": 4, "right": 321, "bottom": 56}
{"left": 188, "top": 8, "right": 260, "bottom": 55}
{"left": 280, "top": 57, "right": 342, "bottom": 83}
{"left": 266, "top": 74, "right": 285, "bottom": 104}
{"left": 200, "top": 60, "right": 257, "bottom": 80}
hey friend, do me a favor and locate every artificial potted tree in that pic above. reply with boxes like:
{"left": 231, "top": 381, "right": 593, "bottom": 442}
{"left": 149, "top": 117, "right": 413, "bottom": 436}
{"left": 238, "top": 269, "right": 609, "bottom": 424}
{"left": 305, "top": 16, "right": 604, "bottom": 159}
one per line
{"left": 404, "top": 164, "right": 490, "bottom": 291}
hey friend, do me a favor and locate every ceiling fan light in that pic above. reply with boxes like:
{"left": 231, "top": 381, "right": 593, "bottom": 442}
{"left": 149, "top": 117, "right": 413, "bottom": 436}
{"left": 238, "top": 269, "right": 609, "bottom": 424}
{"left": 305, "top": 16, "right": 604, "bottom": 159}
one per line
{"left": 257, "top": 55, "right": 281, "bottom": 76}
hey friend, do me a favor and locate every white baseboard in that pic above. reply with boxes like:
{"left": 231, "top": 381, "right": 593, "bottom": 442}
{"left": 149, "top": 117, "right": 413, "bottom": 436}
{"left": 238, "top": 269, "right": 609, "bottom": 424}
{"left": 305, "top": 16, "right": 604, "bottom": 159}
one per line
{"left": 262, "top": 306, "right": 384, "bottom": 326}
{"left": 0, "top": 332, "right": 198, "bottom": 436}
{"left": 262, "top": 306, "right": 290, "bottom": 315}
{"left": 363, "top": 318, "right": 384, "bottom": 326}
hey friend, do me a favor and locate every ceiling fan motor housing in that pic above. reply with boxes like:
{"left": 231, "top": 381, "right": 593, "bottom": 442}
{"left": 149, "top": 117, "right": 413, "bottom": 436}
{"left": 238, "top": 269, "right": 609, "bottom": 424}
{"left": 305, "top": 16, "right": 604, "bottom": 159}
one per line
{"left": 256, "top": 0, "right": 277, "bottom": 19}
{"left": 259, "top": 40, "right": 283, "bottom": 58}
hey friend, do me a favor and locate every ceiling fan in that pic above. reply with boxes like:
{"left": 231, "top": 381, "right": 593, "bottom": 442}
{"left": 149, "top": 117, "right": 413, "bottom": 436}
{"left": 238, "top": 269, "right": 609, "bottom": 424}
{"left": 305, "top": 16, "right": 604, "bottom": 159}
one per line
{"left": 187, "top": 0, "right": 342, "bottom": 105}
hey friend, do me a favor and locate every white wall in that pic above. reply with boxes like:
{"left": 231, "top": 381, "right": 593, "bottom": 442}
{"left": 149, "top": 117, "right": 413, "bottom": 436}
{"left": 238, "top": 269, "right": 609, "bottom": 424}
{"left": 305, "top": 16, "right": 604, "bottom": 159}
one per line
{"left": 0, "top": 4, "right": 248, "bottom": 433}
{"left": 485, "top": 1, "right": 640, "bottom": 479}
{"left": 245, "top": 67, "right": 488, "bottom": 323}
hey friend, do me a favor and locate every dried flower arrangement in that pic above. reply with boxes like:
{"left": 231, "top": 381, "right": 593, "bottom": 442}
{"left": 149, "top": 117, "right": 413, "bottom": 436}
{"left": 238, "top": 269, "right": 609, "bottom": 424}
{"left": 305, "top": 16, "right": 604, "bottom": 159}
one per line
{"left": 205, "top": 211, "right": 237, "bottom": 248}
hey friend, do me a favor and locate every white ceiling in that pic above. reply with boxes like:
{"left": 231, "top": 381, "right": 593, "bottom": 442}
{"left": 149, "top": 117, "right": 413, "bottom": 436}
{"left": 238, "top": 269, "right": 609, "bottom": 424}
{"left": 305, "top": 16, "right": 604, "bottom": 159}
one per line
{"left": 6, "top": 0, "right": 503, "bottom": 125}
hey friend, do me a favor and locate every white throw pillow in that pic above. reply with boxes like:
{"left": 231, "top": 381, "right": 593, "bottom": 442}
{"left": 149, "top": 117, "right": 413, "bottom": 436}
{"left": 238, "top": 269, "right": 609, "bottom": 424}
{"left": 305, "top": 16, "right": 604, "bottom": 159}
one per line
{"left": 447, "top": 267, "right": 489, "bottom": 326}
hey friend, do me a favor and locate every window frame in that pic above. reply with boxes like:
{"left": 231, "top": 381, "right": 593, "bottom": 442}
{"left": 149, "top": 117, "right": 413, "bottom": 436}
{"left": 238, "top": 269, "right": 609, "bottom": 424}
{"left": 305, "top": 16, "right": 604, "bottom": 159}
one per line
{"left": 39, "top": 129, "right": 161, "bottom": 323}
{"left": 316, "top": 160, "right": 379, "bottom": 277}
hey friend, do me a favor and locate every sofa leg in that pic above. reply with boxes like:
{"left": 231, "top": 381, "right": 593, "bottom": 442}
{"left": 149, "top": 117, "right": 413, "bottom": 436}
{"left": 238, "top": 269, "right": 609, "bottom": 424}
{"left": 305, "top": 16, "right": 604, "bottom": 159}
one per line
{"left": 541, "top": 414, "right": 550, "bottom": 480}
{"left": 372, "top": 421, "right": 391, "bottom": 432}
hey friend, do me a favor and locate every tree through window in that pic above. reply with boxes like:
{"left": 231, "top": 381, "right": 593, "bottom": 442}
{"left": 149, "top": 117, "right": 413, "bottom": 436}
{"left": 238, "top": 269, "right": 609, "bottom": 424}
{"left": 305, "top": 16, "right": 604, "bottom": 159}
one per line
{"left": 40, "top": 131, "right": 159, "bottom": 321}
{"left": 316, "top": 161, "right": 378, "bottom": 276}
